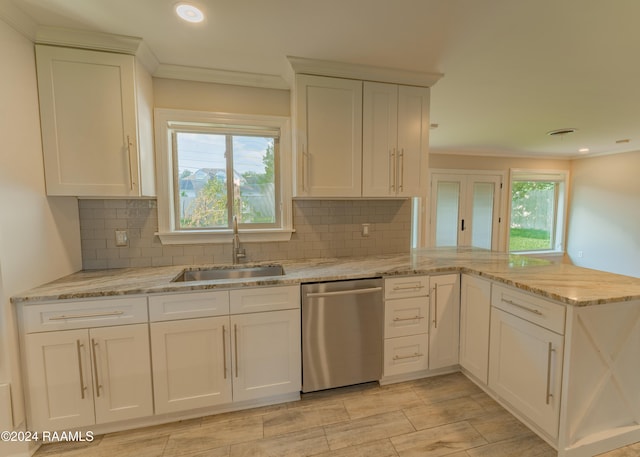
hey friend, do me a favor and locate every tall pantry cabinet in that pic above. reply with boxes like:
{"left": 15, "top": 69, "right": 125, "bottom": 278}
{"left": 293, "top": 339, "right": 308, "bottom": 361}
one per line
{"left": 35, "top": 45, "right": 155, "bottom": 197}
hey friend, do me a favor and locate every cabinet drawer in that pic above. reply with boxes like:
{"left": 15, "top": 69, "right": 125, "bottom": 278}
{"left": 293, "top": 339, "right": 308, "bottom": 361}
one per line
{"left": 384, "top": 334, "right": 429, "bottom": 377}
{"left": 385, "top": 297, "right": 429, "bottom": 338}
{"left": 230, "top": 285, "right": 300, "bottom": 314}
{"left": 149, "top": 291, "right": 229, "bottom": 322}
{"left": 384, "top": 276, "right": 429, "bottom": 299}
{"left": 22, "top": 297, "right": 148, "bottom": 333}
{"left": 492, "top": 284, "right": 565, "bottom": 334}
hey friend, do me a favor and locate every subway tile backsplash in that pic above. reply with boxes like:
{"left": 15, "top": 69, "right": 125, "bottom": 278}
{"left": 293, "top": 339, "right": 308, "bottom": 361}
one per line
{"left": 79, "top": 199, "right": 412, "bottom": 270}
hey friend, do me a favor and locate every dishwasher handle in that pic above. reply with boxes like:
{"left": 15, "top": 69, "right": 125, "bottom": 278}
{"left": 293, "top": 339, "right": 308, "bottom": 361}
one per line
{"left": 305, "top": 287, "right": 382, "bottom": 298}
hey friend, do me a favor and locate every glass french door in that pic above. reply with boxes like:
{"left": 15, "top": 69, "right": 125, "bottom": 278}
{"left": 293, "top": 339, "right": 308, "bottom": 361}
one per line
{"left": 430, "top": 173, "right": 502, "bottom": 249}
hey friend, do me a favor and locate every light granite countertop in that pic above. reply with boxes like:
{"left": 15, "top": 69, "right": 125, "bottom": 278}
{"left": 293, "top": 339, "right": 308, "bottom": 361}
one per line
{"left": 11, "top": 248, "right": 640, "bottom": 307}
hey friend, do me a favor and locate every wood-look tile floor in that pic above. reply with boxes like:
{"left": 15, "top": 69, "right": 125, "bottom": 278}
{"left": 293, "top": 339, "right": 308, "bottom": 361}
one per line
{"left": 33, "top": 373, "right": 638, "bottom": 457}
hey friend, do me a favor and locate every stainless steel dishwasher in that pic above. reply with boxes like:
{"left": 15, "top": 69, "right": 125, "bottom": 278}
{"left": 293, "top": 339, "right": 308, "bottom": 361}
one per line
{"left": 301, "top": 278, "right": 383, "bottom": 393}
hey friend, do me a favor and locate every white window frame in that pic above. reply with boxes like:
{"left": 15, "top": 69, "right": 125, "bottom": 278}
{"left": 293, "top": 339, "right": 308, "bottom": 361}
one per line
{"left": 154, "top": 108, "right": 293, "bottom": 245}
{"left": 508, "top": 169, "right": 569, "bottom": 255}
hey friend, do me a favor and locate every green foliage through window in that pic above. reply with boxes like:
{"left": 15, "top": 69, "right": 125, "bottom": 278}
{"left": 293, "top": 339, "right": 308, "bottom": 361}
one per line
{"left": 174, "top": 132, "right": 278, "bottom": 230}
{"left": 509, "top": 181, "right": 557, "bottom": 251}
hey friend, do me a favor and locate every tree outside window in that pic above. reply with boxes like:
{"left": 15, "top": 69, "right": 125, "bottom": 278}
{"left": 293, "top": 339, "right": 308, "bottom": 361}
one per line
{"left": 174, "top": 132, "right": 278, "bottom": 230}
{"left": 508, "top": 172, "right": 567, "bottom": 253}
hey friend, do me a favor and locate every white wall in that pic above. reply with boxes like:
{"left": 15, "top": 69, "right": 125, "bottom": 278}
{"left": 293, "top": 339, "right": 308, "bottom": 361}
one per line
{"left": 153, "top": 77, "right": 290, "bottom": 115}
{"left": 0, "top": 16, "right": 82, "bottom": 447}
{"left": 567, "top": 151, "right": 640, "bottom": 278}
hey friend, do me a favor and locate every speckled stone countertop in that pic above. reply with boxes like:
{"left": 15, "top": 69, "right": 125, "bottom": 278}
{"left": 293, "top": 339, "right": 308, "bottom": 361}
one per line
{"left": 11, "top": 248, "right": 640, "bottom": 306}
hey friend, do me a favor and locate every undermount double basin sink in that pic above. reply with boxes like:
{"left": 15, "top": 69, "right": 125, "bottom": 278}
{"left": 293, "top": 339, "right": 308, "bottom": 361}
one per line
{"left": 172, "top": 265, "right": 285, "bottom": 282}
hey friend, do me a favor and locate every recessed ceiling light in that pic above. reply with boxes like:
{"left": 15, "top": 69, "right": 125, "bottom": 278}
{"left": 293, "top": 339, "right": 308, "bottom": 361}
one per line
{"left": 547, "top": 128, "right": 577, "bottom": 137}
{"left": 578, "top": 148, "right": 589, "bottom": 153}
{"left": 176, "top": 3, "right": 204, "bottom": 23}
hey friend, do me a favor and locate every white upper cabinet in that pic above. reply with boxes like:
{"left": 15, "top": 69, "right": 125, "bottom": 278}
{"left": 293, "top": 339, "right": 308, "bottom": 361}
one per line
{"left": 293, "top": 73, "right": 430, "bottom": 198}
{"left": 362, "top": 83, "right": 429, "bottom": 197}
{"left": 35, "top": 45, "right": 155, "bottom": 197}
{"left": 294, "top": 74, "right": 363, "bottom": 197}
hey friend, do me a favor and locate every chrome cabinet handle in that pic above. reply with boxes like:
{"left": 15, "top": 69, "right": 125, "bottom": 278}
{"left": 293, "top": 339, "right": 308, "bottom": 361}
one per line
{"left": 546, "top": 342, "right": 555, "bottom": 405}
{"left": 91, "top": 339, "right": 102, "bottom": 397}
{"left": 398, "top": 148, "right": 404, "bottom": 192}
{"left": 301, "top": 143, "right": 308, "bottom": 193}
{"left": 393, "top": 352, "right": 423, "bottom": 361}
{"left": 392, "top": 284, "right": 425, "bottom": 291}
{"left": 49, "top": 311, "right": 125, "bottom": 321}
{"left": 433, "top": 284, "right": 438, "bottom": 328}
{"left": 222, "top": 325, "right": 227, "bottom": 380}
{"left": 126, "top": 135, "right": 135, "bottom": 190}
{"left": 76, "top": 340, "right": 87, "bottom": 400}
{"left": 234, "top": 324, "right": 239, "bottom": 378}
{"left": 390, "top": 148, "right": 396, "bottom": 192}
{"left": 501, "top": 299, "right": 543, "bottom": 316}
{"left": 393, "top": 316, "right": 425, "bottom": 322}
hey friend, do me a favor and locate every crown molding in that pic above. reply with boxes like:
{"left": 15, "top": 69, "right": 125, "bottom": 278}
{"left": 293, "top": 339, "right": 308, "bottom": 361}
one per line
{"left": 35, "top": 26, "right": 159, "bottom": 73}
{"left": 154, "top": 64, "right": 289, "bottom": 90}
{"left": 287, "top": 56, "right": 443, "bottom": 87}
{"left": 0, "top": 0, "right": 38, "bottom": 40}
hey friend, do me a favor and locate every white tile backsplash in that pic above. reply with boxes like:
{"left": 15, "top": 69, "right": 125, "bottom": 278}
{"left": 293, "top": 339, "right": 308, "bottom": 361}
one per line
{"left": 79, "top": 199, "right": 412, "bottom": 269}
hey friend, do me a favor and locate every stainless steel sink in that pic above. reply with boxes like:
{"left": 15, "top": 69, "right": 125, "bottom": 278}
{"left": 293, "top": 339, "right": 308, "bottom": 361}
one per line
{"left": 172, "top": 265, "right": 285, "bottom": 282}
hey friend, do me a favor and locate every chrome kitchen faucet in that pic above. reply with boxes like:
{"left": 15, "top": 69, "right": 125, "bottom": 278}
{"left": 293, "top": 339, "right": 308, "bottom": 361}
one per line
{"left": 232, "top": 215, "right": 246, "bottom": 264}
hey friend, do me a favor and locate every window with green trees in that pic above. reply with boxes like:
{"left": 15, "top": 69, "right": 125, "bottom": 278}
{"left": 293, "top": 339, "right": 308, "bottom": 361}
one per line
{"left": 509, "top": 171, "right": 567, "bottom": 252}
{"left": 174, "top": 130, "right": 279, "bottom": 230}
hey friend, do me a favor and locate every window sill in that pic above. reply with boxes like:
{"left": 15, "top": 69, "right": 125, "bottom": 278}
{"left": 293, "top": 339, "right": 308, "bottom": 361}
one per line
{"left": 156, "top": 229, "right": 295, "bottom": 245}
{"left": 511, "top": 250, "right": 566, "bottom": 263}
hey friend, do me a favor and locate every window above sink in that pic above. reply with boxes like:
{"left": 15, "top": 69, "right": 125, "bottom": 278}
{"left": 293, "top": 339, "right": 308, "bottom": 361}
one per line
{"left": 154, "top": 109, "right": 294, "bottom": 245}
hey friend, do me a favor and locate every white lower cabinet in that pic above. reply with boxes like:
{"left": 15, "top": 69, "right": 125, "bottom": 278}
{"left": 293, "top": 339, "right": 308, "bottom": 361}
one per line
{"left": 383, "top": 276, "right": 429, "bottom": 379}
{"left": 231, "top": 309, "right": 301, "bottom": 402}
{"left": 428, "top": 274, "right": 460, "bottom": 370}
{"left": 149, "top": 286, "right": 301, "bottom": 414}
{"left": 25, "top": 323, "right": 153, "bottom": 431}
{"left": 459, "top": 274, "right": 491, "bottom": 384}
{"left": 150, "top": 316, "right": 232, "bottom": 414}
{"left": 489, "top": 307, "right": 564, "bottom": 439}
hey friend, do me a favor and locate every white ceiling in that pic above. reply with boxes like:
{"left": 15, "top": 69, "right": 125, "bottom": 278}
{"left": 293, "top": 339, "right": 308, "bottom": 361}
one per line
{"left": 6, "top": 0, "right": 640, "bottom": 158}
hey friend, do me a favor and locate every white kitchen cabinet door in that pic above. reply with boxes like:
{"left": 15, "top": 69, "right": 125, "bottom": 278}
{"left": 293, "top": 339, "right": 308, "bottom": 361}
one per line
{"left": 489, "top": 308, "right": 564, "bottom": 439}
{"left": 428, "top": 274, "right": 460, "bottom": 370}
{"left": 90, "top": 324, "right": 153, "bottom": 424}
{"left": 459, "top": 274, "right": 491, "bottom": 384}
{"left": 295, "top": 75, "right": 362, "bottom": 197}
{"left": 150, "top": 316, "right": 232, "bottom": 414}
{"left": 362, "top": 83, "right": 429, "bottom": 197}
{"left": 230, "top": 309, "right": 301, "bottom": 402}
{"left": 36, "top": 45, "right": 155, "bottom": 197}
{"left": 396, "top": 85, "right": 429, "bottom": 197}
{"left": 362, "top": 82, "right": 398, "bottom": 197}
{"left": 24, "top": 329, "right": 95, "bottom": 431}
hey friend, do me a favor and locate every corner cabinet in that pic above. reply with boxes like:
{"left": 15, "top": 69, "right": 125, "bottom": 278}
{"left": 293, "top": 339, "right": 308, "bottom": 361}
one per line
{"left": 428, "top": 274, "right": 460, "bottom": 370}
{"left": 293, "top": 74, "right": 430, "bottom": 198}
{"left": 459, "top": 274, "right": 491, "bottom": 384}
{"left": 294, "top": 74, "right": 363, "bottom": 197}
{"left": 35, "top": 45, "right": 155, "bottom": 197}
{"left": 362, "top": 82, "right": 429, "bottom": 197}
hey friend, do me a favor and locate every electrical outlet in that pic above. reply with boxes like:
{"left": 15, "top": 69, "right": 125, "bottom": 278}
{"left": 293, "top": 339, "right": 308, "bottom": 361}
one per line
{"left": 115, "top": 230, "right": 129, "bottom": 247}
{"left": 361, "top": 223, "right": 370, "bottom": 237}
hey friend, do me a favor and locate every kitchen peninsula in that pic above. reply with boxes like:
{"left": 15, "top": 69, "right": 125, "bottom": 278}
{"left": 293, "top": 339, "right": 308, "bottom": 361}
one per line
{"left": 12, "top": 248, "right": 640, "bottom": 457}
